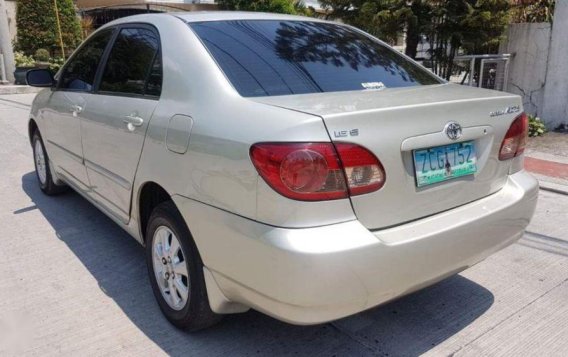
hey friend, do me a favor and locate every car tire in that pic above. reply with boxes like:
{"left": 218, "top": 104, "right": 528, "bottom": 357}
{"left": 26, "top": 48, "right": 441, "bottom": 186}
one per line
{"left": 32, "top": 131, "right": 67, "bottom": 195}
{"left": 146, "top": 201, "right": 222, "bottom": 331}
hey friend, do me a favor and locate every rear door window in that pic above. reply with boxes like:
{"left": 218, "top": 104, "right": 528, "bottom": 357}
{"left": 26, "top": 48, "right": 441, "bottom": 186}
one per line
{"left": 98, "top": 27, "right": 161, "bottom": 96}
{"left": 190, "top": 20, "right": 441, "bottom": 97}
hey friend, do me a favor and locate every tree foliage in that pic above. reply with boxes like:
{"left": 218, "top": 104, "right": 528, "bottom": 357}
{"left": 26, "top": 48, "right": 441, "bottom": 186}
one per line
{"left": 320, "top": 0, "right": 510, "bottom": 79}
{"left": 273, "top": 21, "right": 434, "bottom": 83}
{"left": 16, "top": 0, "right": 82, "bottom": 56}
{"left": 217, "top": 0, "right": 309, "bottom": 14}
{"left": 319, "top": 0, "right": 418, "bottom": 48}
{"left": 510, "top": 0, "right": 554, "bottom": 23}
{"left": 426, "top": 0, "right": 510, "bottom": 78}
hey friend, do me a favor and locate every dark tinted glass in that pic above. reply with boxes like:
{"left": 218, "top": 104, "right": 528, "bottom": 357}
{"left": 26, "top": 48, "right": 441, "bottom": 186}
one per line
{"left": 60, "top": 29, "right": 113, "bottom": 91}
{"left": 145, "top": 52, "right": 162, "bottom": 97}
{"left": 99, "top": 28, "right": 160, "bottom": 95}
{"left": 190, "top": 20, "right": 441, "bottom": 97}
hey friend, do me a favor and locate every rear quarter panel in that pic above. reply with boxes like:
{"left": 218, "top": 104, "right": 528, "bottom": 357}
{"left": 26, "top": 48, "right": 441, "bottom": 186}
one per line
{"left": 131, "top": 15, "right": 355, "bottom": 234}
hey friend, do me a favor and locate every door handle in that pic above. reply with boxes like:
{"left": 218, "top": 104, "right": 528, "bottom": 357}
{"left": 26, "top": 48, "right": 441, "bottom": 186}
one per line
{"left": 70, "top": 105, "right": 83, "bottom": 116}
{"left": 123, "top": 114, "right": 144, "bottom": 131}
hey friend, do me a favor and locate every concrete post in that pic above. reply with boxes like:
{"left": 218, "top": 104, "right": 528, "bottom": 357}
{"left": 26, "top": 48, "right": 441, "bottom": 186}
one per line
{"left": 542, "top": 1, "right": 568, "bottom": 130}
{"left": 0, "top": 0, "right": 15, "bottom": 83}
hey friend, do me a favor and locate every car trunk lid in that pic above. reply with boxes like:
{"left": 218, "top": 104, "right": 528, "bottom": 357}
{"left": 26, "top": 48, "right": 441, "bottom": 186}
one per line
{"left": 252, "top": 84, "right": 523, "bottom": 229}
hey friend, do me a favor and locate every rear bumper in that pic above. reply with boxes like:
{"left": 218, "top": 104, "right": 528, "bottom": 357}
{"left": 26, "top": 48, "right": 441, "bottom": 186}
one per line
{"left": 173, "top": 170, "right": 538, "bottom": 325}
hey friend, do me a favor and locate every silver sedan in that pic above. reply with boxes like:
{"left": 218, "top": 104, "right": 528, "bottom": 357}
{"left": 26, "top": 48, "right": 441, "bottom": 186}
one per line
{"left": 26, "top": 12, "right": 538, "bottom": 331}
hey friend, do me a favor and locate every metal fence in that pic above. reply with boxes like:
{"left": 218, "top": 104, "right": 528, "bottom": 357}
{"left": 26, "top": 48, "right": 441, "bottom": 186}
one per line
{"left": 447, "top": 54, "right": 511, "bottom": 91}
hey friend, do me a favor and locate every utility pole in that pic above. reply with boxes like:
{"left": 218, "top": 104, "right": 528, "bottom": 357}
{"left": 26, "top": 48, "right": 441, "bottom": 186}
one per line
{"left": 0, "top": 0, "right": 15, "bottom": 83}
{"left": 53, "top": 0, "right": 65, "bottom": 58}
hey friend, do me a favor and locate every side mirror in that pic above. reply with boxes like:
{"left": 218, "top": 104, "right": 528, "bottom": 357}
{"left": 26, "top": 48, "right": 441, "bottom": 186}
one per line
{"left": 26, "top": 69, "right": 56, "bottom": 88}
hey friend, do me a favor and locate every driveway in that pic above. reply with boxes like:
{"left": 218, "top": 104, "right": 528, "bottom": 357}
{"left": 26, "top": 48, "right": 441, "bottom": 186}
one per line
{"left": 1, "top": 93, "right": 567, "bottom": 356}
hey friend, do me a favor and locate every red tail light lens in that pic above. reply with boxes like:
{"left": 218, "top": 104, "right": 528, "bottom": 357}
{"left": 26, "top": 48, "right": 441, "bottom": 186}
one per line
{"left": 250, "top": 142, "right": 385, "bottom": 201}
{"left": 250, "top": 143, "right": 347, "bottom": 201}
{"left": 499, "top": 113, "right": 528, "bottom": 161}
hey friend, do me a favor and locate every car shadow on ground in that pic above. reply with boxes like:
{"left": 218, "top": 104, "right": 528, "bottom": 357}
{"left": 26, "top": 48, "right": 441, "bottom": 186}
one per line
{"left": 21, "top": 172, "right": 495, "bottom": 356}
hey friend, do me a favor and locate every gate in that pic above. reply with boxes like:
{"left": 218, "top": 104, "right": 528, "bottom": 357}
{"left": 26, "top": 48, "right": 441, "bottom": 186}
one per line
{"left": 447, "top": 54, "right": 511, "bottom": 91}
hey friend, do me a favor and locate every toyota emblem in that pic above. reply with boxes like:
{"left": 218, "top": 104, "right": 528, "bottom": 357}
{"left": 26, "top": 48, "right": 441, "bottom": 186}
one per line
{"left": 444, "top": 122, "right": 462, "bottom": 140}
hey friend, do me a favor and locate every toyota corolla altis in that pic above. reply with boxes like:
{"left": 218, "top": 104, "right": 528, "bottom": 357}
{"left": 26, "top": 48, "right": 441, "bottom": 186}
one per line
{"left": 26, "top": 12, "right": 538, "bottom": 331}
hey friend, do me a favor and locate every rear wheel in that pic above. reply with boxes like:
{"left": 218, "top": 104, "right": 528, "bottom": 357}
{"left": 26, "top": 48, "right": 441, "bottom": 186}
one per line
{"left": 32, "top": 131, "right": 67, "bottom": 195}
{"left": 146, "top": 201, "right": 221, "bottom": 331}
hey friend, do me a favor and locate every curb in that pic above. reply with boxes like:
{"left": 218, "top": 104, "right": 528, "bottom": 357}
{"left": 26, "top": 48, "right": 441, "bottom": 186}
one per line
{"left": 539, "top": 180, "right": 568, "bottom": 196}
{"left": 0, "top": 85, "right": 42, "bottom": 95}
{"left": 525, "top": 156, "right": 568, "bottom": 195}
{"left": 525, "top": 156, "right": 568, "bottom": 180}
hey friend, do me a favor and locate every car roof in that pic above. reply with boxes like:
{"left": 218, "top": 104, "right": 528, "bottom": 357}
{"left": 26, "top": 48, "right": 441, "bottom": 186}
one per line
{"left": 102, "top": 11, "right": 331, "bottom": 27}
{"left": 173, "top": 11, "right": 329, "bottom": 23}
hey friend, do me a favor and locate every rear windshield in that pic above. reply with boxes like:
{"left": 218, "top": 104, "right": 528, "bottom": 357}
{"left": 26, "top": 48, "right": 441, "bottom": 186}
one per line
{"left": 189, "top": 20, "right": 441, "bottom": 97}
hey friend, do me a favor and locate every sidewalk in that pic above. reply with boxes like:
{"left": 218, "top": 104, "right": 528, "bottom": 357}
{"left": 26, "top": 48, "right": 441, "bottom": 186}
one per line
{"left": 525, "top": 132, "right": 568, "bottom": 194}
{"left": 0, "top": 84, "right": 42, "bottom": 95}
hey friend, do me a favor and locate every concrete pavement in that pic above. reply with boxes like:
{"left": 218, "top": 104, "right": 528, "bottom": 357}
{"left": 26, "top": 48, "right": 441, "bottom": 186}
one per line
{"left": 1, "top": 93, "right": 568, "bottom": 356}
{"left": 0, "top": 85, "right": 42, "bottom": 95}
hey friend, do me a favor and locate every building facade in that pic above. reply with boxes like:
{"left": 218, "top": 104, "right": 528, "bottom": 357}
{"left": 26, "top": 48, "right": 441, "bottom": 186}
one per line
{"left": 75, "top": 0, "right": 218, "bottom": 29}
{"left": 4, "top": 0, "right": 218, "bottom": 44}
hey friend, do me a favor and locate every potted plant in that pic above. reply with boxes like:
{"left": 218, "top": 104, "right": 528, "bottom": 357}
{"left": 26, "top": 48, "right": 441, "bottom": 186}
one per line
{"left": 34, "top": 48, "right": 51, "bottom": 69}
{"left": 13, "top": 51, "right": 36, "bottom": 85}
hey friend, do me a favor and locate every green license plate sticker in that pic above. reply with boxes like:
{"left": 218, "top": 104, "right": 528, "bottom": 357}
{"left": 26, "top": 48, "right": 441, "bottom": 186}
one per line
{"left": 413, "top": 141, "right": 477, "bottom": 187}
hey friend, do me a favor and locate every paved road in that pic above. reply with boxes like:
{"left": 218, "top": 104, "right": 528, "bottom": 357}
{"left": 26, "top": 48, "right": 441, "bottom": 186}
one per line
{"left": 1, "top": 93, "right": 567, "bottom": 356}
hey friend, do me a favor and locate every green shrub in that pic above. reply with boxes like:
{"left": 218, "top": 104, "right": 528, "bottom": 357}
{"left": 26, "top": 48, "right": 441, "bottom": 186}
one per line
{"left": 34, "top": 48, "right": 50, "bottom": 62}
{"left": 217, "top": 0, "right": 307, "bottom": 14}
{"left": 14, "top": 51, "right": 36, "bottom": 67}
{"left": 48, "top": 57, "right": 65, "bottom": 73}
{"left": 528, "top": 115, "right": 547, "bottom": 137}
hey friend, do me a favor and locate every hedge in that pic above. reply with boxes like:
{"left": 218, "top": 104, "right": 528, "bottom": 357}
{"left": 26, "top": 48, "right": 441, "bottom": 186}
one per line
{"left": 16, "top": 0, "right": 82, "bottom": 56}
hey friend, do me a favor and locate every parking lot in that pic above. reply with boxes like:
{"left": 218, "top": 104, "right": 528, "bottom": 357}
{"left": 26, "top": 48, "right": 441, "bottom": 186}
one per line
{"left": 1, "top": 93, "right": 567, "bottom": 356}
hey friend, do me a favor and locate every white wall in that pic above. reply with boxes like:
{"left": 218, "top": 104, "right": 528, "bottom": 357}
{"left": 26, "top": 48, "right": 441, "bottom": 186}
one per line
{"left": 501, "top": 3, "right": 568, "bottom": 129}
{"left": 500, "top": 23, "right": 551, "bottom": 117}
{"left": 542, "top": 0, "right": 568, "bottom": 130}
{"left": 5, "top": 0, "right": 16, "bottom": 43}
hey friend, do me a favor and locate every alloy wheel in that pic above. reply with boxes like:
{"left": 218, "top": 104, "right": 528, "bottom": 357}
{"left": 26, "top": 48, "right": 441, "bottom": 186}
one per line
{"left": 152, "top": 226, "right": 190, "bottom": 310}
{"left": 34, "top": 139, "right": 47, "bottom": 185}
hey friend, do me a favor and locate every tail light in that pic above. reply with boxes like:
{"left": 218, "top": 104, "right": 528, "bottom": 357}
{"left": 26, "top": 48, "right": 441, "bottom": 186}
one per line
{"left": 499, "top": 113, "right": 528, "bottom": 161}
{"left": 250, "top": 142, "right": 385, "bottom": 201}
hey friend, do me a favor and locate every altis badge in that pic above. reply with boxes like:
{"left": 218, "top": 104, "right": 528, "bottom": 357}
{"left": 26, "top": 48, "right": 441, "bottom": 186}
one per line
{"left": 490, "top": 105, "right": 520, "bottom": 117}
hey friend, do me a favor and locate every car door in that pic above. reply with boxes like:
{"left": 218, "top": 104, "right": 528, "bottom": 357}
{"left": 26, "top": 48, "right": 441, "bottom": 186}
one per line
{"left": 44, "top": 29, "right": 115, "bottom": 189}
{"left": 81, "top": 25, "right": 162, "bottom": 223}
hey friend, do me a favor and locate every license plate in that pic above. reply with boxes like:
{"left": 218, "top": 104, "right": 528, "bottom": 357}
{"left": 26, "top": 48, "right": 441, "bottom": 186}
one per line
{"left": 413, "top": 141, "right": 477, "bottom": 187}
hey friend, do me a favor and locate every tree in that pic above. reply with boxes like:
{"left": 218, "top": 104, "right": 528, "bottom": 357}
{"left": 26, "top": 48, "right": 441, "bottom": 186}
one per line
{"left": 217, "top": 0, "right": 308, "bottom": 14}
{"left": 320, "top": 0, "right": 510, "bottom": 79}
{"left": 405, "top": 1, "right": 432, "bottom": 59}
{"left": 460, "top": 0, "right": 511, "bottom": 54}
{"left": 426, "top": 0, "right": 510, "bottom": 79}
{"left": 15, "top": 0, "right": 82, "bottom": 56}
{"left": 319, "top": 0, "right": 432, "bottom": 58}
{"left": 510, "top": 0, "right": 554, "bottom": 23}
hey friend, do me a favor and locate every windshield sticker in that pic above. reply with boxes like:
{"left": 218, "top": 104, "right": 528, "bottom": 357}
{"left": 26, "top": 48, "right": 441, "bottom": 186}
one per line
{"left": 361, "top": 82, "right": 386, "bottom": 90}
